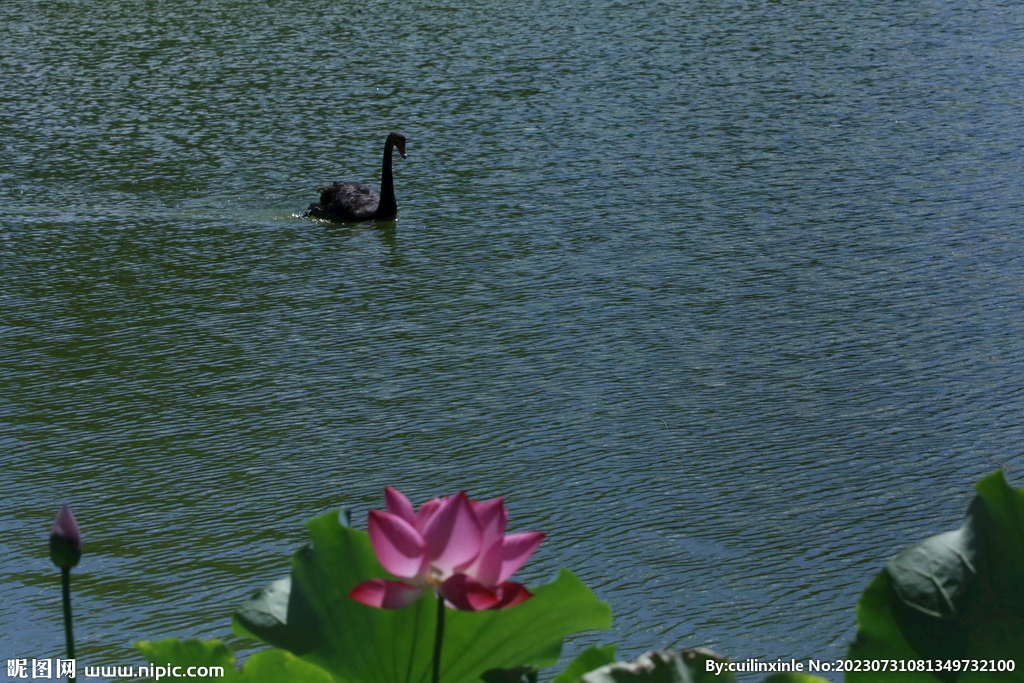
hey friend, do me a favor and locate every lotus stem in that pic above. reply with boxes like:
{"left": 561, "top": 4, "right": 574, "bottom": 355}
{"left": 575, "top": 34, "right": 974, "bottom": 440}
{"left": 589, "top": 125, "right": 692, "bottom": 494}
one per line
{"left": 61, "top": 567, "right": 76, "bottom": 682}
{"left": 432, "top": 591, "right": 445, "bottom": 683}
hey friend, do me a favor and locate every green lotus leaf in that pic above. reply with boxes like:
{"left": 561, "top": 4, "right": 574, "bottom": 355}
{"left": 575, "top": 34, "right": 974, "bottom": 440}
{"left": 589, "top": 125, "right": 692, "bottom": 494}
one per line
{"left": 233, "top": 576, "right": 321, "bottom": 656}
{"left": 762, "top": 675, "right": 830, "bottom": 683}
{"left": 237, "top": 648, "right": 336, "bottom": 682}
{"left": 552, "top": 644, "right": 618, "bottom": 683}
{"left": 135, "top": 638, "right": 333, "bottom": 682}
{"left": 579, "top": 649, "right": 734, "bottom": 683}
{"left": 846, "top": 571, "right": 933, "bottom": 682}
{"left": 136, "top": 639, "right": 238, "bottom": 681}
{"left": 233, "top": 510, "right": 612, "bottom": 683}
{"left": 479, "top": 665, "right": 538, "bottom": 683}
{"left": 848, "top": 470, "right": 1024, "bottom": 681}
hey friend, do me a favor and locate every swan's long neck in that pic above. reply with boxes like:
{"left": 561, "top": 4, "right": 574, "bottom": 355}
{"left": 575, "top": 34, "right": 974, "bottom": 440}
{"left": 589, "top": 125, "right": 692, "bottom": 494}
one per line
{"left": 376, "top": 137, "right": 398, "bottom": 219}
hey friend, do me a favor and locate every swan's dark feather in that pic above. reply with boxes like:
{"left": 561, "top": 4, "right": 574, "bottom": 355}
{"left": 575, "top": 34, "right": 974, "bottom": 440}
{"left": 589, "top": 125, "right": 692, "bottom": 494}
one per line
{"left": 302, "top": 131, "right": 406, "bottom": 222}
{"left": 305, "top": 181, "right": 380, "bottom": 221}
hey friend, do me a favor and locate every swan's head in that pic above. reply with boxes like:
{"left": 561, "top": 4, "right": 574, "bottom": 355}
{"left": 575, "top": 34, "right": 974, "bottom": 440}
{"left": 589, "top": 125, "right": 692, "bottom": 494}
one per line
{"left": 390, "top": 131, "right": 408, "bottom": 159}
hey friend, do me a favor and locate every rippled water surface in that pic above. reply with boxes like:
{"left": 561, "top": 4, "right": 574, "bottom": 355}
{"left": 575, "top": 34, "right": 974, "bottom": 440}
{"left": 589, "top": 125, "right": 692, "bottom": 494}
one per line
{"left": 4, "top": 0, "right": 1024, "bottom": 676}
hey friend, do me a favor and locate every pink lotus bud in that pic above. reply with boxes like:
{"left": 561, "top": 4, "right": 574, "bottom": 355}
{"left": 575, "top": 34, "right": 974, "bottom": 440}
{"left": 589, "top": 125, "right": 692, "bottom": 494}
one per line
{"left": 49, "top": 503, "right": 82, "bottom": 569}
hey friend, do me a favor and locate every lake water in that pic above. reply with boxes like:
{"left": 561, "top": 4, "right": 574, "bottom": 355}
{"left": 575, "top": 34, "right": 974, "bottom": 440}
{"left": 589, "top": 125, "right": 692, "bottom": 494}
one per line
{"left": 3, "top": 0, "right": 1024, "bottom": 678}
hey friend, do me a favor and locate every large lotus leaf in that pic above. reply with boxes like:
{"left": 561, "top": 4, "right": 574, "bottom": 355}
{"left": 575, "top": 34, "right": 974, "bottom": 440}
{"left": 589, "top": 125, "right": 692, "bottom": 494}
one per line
{"left": 479, "top": 666, "right": 539, "bottom": 683}
{"left": 135, "top": 638, "right": 333, "bottom": 682}
{"left": 137, "top": 639, "right": 238, "bottom": 681}
{"left": 232, "top": 510, "right": 612, "bottom": 683}
{"left": 233, "top": 576, "right": 321, "bottom": 656}
{"left": 237, "top": 648, "right": 335, "bottom": 682}
{"left": 579, "top": 649, "right": 735, "bottom": 683}
{"left": 887, "top": 523, "right": 977, "bottom": 620}
{"left": 846, "top": 572, "right": 936, "bottom": 683}
{"left": 847, "top": 470, "right": 1024, "bottom": 681}
{"left": 965, "top": 470, "right": 1024, "bottom": 660}
{"left": 551, "top": 645, "right": 618, "bottom": 683}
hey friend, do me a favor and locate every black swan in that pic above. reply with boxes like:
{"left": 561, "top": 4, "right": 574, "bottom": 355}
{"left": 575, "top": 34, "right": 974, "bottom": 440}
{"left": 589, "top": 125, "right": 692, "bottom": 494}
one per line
{"left": 304, "top": 131, "right": 408, "bottom": 222}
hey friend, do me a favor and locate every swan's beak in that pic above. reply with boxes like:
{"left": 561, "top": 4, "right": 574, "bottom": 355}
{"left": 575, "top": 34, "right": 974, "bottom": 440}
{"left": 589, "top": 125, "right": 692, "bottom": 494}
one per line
{"left": 397, "top": 142, "right": 408, "bottom": 159}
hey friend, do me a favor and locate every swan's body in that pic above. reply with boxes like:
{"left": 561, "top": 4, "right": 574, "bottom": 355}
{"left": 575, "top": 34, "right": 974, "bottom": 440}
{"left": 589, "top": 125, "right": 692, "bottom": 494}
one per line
{"left": 304, "top": 131, "right": 408, "bottom": 222}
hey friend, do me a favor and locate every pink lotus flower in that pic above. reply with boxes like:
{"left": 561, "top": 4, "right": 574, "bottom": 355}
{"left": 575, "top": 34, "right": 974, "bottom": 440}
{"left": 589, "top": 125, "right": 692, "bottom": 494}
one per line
{"left": 349, "top": 487, "right": 545, "bottom": 611}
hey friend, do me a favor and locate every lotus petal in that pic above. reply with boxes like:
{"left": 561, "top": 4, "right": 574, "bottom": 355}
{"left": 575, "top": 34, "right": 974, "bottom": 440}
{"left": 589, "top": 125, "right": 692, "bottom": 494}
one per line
{"left": 498, "top": 532, "right": 546, "bottom": 583}
{"left": 349, "top": 579, "right": 426, "bottom": 609}
{"left": 384, "top": 487, "right": 416, "bottom": 526}
{"left": 368, "top": 510, "right": 427, "bottom": 580}
{"left": 440, "top": 574, "right": 500, "bottom": 611}
{"left": 494, "top": 581, "right": 532, "bottom": 609}
{"left": 469, "top": 539, "right": 504, "bottom": 587}
{"left": 473, "top": 497, "right": 507, "bottom": 549}
{"left": 422, "top": 492, "right": 482, "bottom": 575}
{"left": 414, "top": 497, "right": 443, "bottom": 531}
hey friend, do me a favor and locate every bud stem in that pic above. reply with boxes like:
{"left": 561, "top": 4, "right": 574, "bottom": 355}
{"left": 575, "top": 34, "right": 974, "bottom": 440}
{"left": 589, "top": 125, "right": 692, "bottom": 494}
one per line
{"left": 61, "top": 567, "right": 76, "bottom": 682}
{"left": 431, "top": 591, "right": 445, "bottom": 683}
